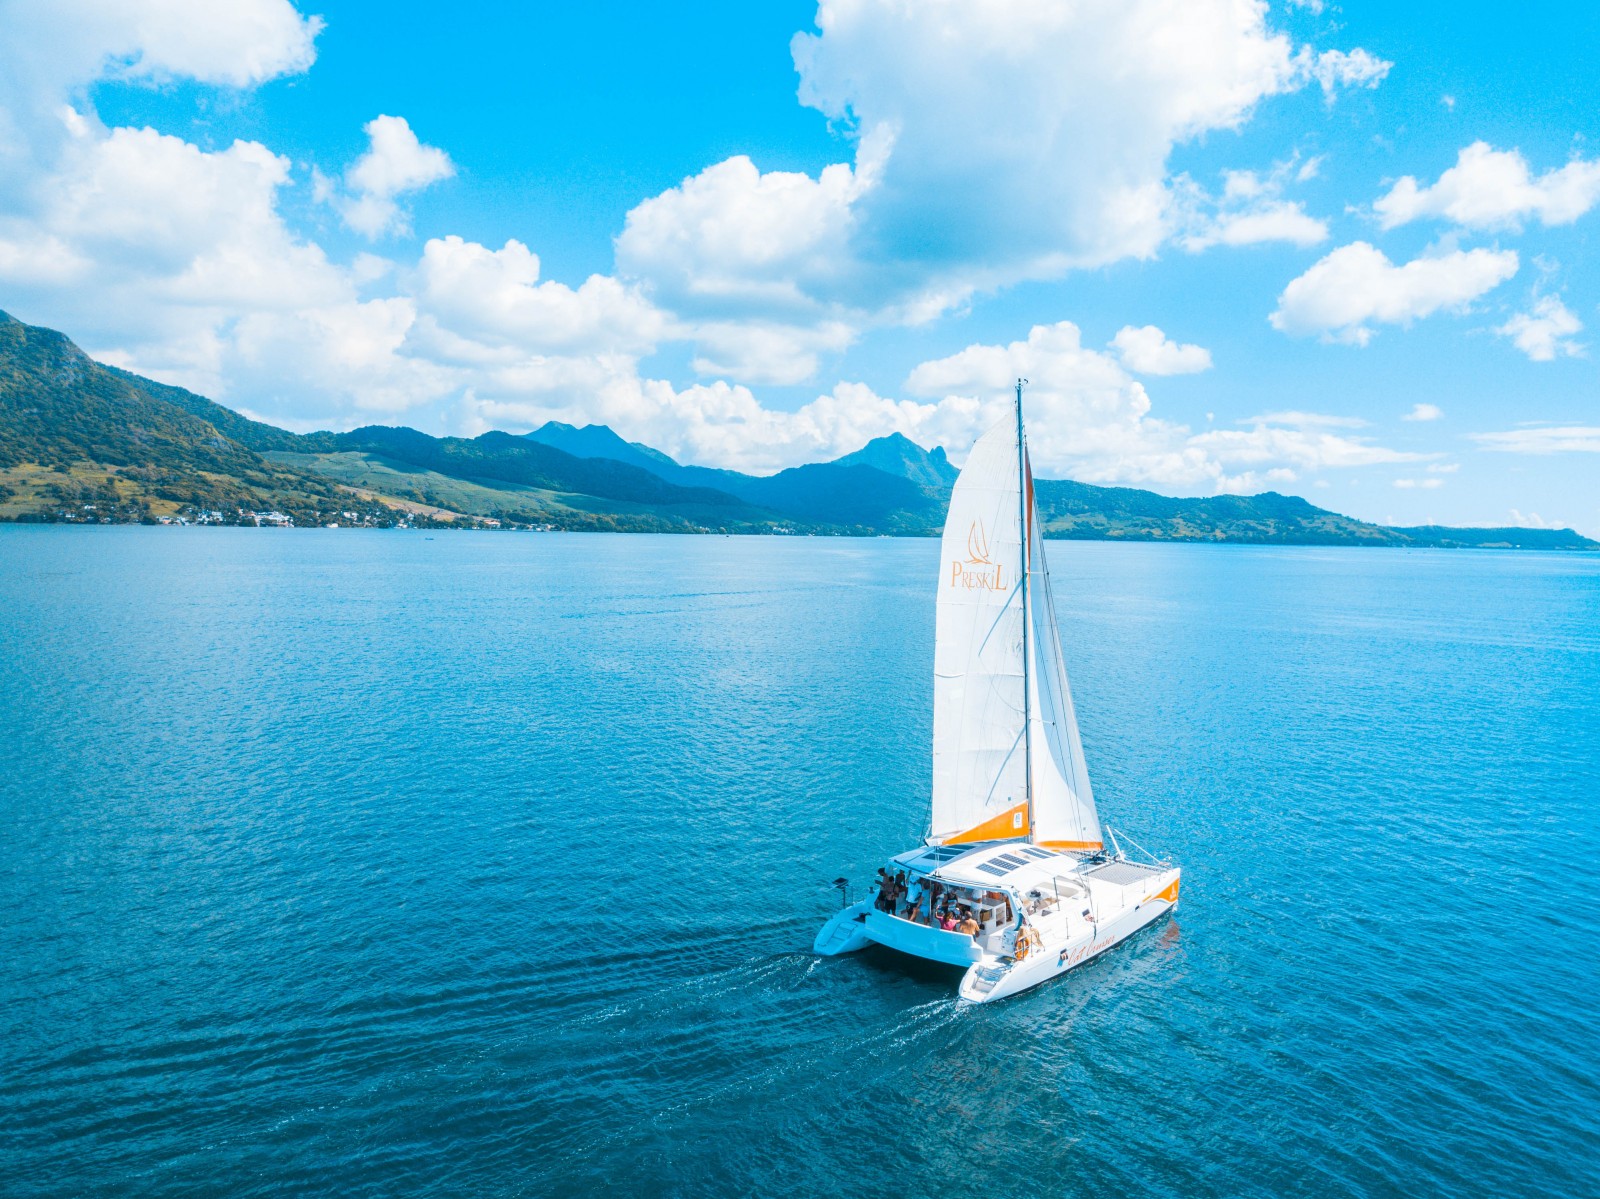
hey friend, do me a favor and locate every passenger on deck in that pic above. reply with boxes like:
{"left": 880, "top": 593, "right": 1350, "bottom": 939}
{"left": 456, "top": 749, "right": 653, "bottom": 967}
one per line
{"left": 957, "top": 909, "right": 980, "bottom": 939}
{"left": 939, "top": 909, "right": 959, "bottom": 932}
{"left": 873, "top": 870, "right": 893, "bottom": 912}
{"left": 900, "top": 887, "right": 918, "bottom": 922}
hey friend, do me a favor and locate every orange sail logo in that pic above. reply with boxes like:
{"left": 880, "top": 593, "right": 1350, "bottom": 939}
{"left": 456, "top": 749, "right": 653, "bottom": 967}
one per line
{"left": 949, "top": 519, "right": 1007, "bottom": 591}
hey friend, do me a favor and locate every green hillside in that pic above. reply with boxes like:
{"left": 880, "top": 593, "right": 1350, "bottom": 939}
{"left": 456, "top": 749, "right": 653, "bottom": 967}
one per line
{"left": 0, "top": 312, "right": 397, "bottom": 526}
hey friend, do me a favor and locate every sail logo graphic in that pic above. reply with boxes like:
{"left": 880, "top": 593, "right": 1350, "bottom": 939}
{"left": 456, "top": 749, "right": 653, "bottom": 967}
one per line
{"left": 949, "top": 520, "right": 1007, "bottom": 591}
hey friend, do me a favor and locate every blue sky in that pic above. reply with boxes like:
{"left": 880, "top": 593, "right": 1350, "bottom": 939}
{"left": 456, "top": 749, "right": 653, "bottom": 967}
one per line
{"left": 0, "top": 1, "right": 1596, "bottom": 533}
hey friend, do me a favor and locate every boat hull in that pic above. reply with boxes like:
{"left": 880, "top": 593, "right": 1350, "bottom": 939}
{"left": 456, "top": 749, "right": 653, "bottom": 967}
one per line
{"left": 958, "top": 871, "right": 1179, "bottom": 1003}
{"left": 815, "top": 858, "right": 1181, "bottom": 1004}
{"left": 813, "top": 901, "right": 873, "bottom": 956}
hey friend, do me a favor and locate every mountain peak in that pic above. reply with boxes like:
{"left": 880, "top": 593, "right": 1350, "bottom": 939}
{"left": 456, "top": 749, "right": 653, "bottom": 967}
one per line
{"left": 829, "top": 433, "right": 957, "bottom": 490}
{"left": 525, "top": 421, "right": 680, "bottom": 471}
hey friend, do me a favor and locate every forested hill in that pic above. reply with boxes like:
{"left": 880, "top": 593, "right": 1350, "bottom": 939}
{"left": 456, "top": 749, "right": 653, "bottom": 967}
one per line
{"left": 1, "top": 308, "right": 1594, "bottom": 549}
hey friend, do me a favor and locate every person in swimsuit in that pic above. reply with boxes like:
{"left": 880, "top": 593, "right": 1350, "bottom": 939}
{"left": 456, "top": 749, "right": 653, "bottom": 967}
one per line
{"left": 874, "top": 870, "right": 894, "bottom": 912}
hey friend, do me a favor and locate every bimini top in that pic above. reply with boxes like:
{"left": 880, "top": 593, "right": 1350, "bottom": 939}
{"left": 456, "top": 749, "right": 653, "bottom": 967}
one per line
{"left": 891, "top": 842, "right": 1089, "bottom": 892}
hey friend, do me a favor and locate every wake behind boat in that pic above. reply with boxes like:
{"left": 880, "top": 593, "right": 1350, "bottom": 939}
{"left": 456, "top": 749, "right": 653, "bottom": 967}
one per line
{"left": 815, "top": 383, "right": 1180, "bottom": 1003}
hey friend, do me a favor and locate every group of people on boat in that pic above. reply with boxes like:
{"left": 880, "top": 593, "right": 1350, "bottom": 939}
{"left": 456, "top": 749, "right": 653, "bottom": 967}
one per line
{"left": 873, "top": 868, "right": 1001, "bottom": 939}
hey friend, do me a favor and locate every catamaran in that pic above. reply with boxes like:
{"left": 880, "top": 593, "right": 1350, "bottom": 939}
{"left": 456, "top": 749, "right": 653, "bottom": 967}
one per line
{"left": 814, "top": 382, "right": 1180, "bottom": 1003}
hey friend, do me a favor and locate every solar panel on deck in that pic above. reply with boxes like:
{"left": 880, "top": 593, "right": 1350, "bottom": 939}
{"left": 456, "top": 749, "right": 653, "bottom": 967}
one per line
{"left": 975, "top": 863, "right": 1010, "bottom": 877}
{"left": 992, "top": 854, "right": 1028, "bottom": 869}
{"left": 1021, "top": 847, "right": 1053, "bottom": 860}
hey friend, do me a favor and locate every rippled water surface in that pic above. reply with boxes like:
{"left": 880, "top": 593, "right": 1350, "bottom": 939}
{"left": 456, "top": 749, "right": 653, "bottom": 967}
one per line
{"left": 2, "top": 527, "right": 1597, "bottom": 1198}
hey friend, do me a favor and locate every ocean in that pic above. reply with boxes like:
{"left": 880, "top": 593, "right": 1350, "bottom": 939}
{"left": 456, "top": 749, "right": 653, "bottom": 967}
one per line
{"left": 2, "top": 527, "right": 1596, "bottom": 1198}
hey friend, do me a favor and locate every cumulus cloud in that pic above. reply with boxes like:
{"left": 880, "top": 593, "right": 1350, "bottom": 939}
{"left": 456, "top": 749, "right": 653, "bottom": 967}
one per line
{"left": 1292, "top": 47, "right": 1391, "bottom": 98}
{"left": 1471, "top": 426, "right": 1600, "bottom": 454}
{"left": 0, "top": 0, "right": 320, "bottom": 104}
{"left": 1392, "top": 476, "right": 1443, "bottom": 489}
{"left": 610, "top": 0, "right": 1389, "bottom": 384}
{"left": 1189, "top": 201, "right": 1328, "bottom": 250}
{"left": 615, "top": 148, "right": 876, "bottom": 315}
{"left": 1374, "top": 142, "right": 1600, "bottom": 231}
{"left": 413, "top": 235, "right": 662, "bottom": 355}
{"left": 323, "top": 115, "right": 454, "bottom": 238}
{"left": 1496, "top": 296, "right": 1584, "bottom": 361}
{"left": 1270, "top": 242, "right": 1519, "bottom": 344}
{"left": 1111, "top": 325, "right": 1213, "bottom": 375}
{"left": 791, "top": 0, "right": 1382, "bottom": 287}
{"left": 688, "top": 320, "right": 857, "bottom": 387}
{"left": 1404, "top": 403, "right": 1444, "bottom": 421}
{"left": 1176, "top": 161, "right": 1329, "bottom": 250}
{"left": 902, "top": 322, "right": 1424, "bottom": 491}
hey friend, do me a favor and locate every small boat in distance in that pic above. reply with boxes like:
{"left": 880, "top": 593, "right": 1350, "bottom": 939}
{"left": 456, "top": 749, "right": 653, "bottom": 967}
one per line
{"left": 815, "top": 382, "right": 1181, "bottom": 1003}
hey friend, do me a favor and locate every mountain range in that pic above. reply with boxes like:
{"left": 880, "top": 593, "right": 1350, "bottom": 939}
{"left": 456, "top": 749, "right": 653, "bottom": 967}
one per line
{"left": 0, "top": 308, "right": 1593, "bottom": 550}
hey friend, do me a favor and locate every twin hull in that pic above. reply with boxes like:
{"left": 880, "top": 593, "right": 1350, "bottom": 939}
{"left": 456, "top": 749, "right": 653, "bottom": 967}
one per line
{"left": 814, "top": 859, "right": 1180, "bottom": 1004}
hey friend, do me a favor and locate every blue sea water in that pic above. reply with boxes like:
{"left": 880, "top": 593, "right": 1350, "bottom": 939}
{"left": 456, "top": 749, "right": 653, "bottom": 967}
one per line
{"left": 1, "top": 527, "right": 1597, "bottom": 1198}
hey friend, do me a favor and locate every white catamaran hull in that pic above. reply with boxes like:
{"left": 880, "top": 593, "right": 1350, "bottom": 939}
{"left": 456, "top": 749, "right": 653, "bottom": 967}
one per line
{"left": 816, "top": 849, "right": 1180, "bottom": 1004}
{"left": 958, "top": 867, "right": 1179, "bottom": 1003}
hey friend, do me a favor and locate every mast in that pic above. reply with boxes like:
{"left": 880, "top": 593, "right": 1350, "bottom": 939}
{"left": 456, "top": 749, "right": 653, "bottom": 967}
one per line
{"left": 1015, "top": 378, "right": 1034, "bottom": 840}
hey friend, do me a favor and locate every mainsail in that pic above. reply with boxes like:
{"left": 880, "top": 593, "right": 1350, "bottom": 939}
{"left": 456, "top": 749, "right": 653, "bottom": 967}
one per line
{"left": 929, "top": 411, "right": 1102, "bottom": 850}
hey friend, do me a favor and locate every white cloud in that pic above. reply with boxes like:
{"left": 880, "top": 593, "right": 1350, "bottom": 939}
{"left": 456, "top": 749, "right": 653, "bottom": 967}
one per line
{"left": 0, "top": 0, "right": 320, "bottom": 100}
{"left": 688, "top": 320, "right": 857, "bottom": 387}
{"left": 792, "top": 1, "right": 1382, "bottom": 288}
{"left": 0, "top": 120, "right": 356, "bottom": 397}
{"left": 1195, "top": 201, "right": 1328, "bottom": 249}
{"left": 1496, "top": 296, "right": 1584, "bottom": 361}
{"left": 612, "top": 0, "right": 1388, "bottom": 384}
{"left": 1393, "top": 477, "right": 1443, "bottom": 489}
{"left": 1111, "top": 325, "right": 1213, "bottom": 375}
{"left": 1174, "top": 157, "right": 1331, "bottom": 251}
{"left": 328, "top": 115, "right": 454, "bottom": 239}
{"left": 902, "top": 322, "right": 1425, "bottom": 491}
{"left": 1471, "top": 426, "right": 1600, "bottom": 454}
{"left": 1242, "top": 410, "right": 1366, "bottom": 428}
{"left": 1375, "top": 141, "right": 1600, "bottom": 231}
{"left": 414, "top": 235, "right": 663, "bottom": 355}
{"left": 1293, "top": 47, "right": 1391, "bottom": 98}
{"left": 1270, "top": 242, "right": 1519, "bottom": 344}
{"left": 616, "top": 149, "right": 875, "bottom": 315}
{"left": 1404, "top": 402, "right": 1444, "bottom": 421}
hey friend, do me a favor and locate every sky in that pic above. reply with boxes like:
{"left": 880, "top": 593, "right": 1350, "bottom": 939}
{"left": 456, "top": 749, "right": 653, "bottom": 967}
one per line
{"left": 0, "top": 0, "right": 1597, "bottom": 534}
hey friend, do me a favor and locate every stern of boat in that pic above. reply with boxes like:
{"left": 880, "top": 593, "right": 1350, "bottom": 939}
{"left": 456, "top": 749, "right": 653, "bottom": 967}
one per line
{"left": 813, "top": 900, "right": 872, "bottom": 956}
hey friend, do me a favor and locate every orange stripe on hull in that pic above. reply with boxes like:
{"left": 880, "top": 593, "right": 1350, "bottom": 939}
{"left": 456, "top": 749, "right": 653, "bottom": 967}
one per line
{"left": 1146, "top": 878, "right": 1181, "bottom": 904}
{"left": 946, "top": 802, "right": 1030, "bottom": 844}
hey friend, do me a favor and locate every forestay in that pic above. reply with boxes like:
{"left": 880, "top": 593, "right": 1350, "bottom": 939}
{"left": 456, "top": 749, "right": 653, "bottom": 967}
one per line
{"left": 929, "top": 418, "right": 1101, "bottom": 850}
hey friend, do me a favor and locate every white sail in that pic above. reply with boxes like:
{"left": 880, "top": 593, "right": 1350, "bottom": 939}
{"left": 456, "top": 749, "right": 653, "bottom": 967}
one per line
{"left": 929, "top": 418, "right": 1102, "bottom": 850}
{"left": 931, "top": 420, "right": 1029, "bottom": 843}
{"left": 1022, "top": 465, "right": 1102, "bottom": 850}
